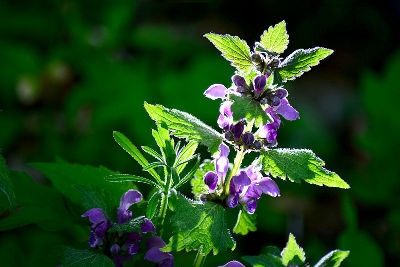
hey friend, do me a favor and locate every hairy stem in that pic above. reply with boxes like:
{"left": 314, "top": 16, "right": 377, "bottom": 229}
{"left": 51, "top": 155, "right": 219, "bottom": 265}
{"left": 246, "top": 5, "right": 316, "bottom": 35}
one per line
{"left": 193, "top": 250, "right": 207, "bottom": 267}
{"left": 158, "top": 192, "right": 169, "bottom": 236}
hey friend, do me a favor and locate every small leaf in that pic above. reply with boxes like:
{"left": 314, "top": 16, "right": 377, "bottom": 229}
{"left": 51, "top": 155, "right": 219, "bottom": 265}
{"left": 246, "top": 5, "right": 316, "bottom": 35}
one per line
{"left": 143, "top": 162, "right": 165, "bottom": 171}
{"left": 113, "top": 131, "right": 162, "bottom": 183}
{"left": 260, "top": 20, "right": 289, "bottom": 54}
{"left": 233, "top": 209, "right": 257, "bottom": 235}
{"left": 243, "top": 254, "right": 284, "bottom": 267}
{"left": 230, "top": 94, "right": 271, "bottom": 127}
{"left": 174, "top": 155, "right": 201, "bottom": 190}
{"left": 105, "top": 174, "right": 161, "bottom": 189}
{"left": 0, "top": 155, "right": 16, "bottom": 209}
{"left": 63, "top": 247, "right": 114, "bottom": 267}
{"left": 108, "top": 216, "right": 145, "bottom": 233}
{"left": 162, "top": 194, "right": 236, "bottom": 255}
{"left": 314, "top": 250, "right": 350, "bottom": 267}
{"left": 171, "top": 167, "right": 180, "bottom": 186}
{"left": 191, "top": 160, "right": 214, "bottom": 199}
{"left": 262, "top": 149, "right": 350, "bottom": 188}
{"left": 281, "top": 233, "right": 306, "bottom": 266}
{"left": 144, "top": 102, "right": 223, "bottom": 155}
{"left": 204, "top": 33, "right": 253, "bottom": 72}
{"left": 276, "top": 47, "right": 333, "bottom": 82}
{"left": 141, "top": 146, "right": 165, "bottom": 163}
{"left": 147, "top": 191, "right": 161, "bottom": 219}
{"left": 175, "top": 141, "right": 198, "bottom": 174}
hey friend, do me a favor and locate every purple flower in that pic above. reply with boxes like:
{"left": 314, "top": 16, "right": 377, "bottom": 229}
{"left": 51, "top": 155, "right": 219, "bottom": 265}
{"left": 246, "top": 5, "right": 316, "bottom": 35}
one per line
{"left": 217, "top": 101, "right": 234, "bottom": 130}
{"left": 231, "top": 120, "right": 245, "bottom": 141}
{"left": 220, "top": 260, "right": 245, "bottom": 267}
{"left": 232, "top": 75, "right": 248, "bottom": 93}
{"left": 203, "top": 143, "right": 230, "bottom": 193}
{"left": 118, "top": 189, "right": 143, "bottom": 224}
{"left": 144, "top": 236, "right": 174, "bottom": 267}
{"left": 228, "top": 164, "right": 280, "bottom": 213}
{"left": 204, "top": 84, "right": 227, "bottom": 100}
{"left": 266, "top": 98, "right": 299, "bottom": 122}
{"left": 253, "top": 75, "right": 267, "bottom": 94}
{"left": 82, "top": 208, "right": 111, "bottom": 247}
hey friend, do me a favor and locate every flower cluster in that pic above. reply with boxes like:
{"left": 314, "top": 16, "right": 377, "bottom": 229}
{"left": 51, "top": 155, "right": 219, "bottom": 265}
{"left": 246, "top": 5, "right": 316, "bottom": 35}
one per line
{"left": 82, "top": 189, "right": 173, "bottom": 267}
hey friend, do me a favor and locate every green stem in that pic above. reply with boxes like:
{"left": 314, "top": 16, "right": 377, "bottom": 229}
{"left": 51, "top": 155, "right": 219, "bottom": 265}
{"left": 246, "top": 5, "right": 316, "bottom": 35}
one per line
{"left": 224, "top": 119, "right": 255, "bottom": 194}
{"left": 193, "top": 250, "right": 207, "bottom": 267}
{"left": 158, "top": 192, "right": 169, "bottom": 236}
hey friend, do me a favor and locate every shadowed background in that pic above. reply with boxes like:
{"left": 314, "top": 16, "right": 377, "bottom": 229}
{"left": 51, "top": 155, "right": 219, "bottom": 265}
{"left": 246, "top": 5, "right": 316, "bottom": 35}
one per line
{"left": 0, "top": 0, "right": 399, "bottom": 266}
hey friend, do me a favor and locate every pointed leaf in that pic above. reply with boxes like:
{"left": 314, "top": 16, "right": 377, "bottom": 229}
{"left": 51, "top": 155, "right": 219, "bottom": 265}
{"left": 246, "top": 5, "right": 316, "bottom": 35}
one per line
{"left": 233, "top": 209, "right": 257, "bottom": 236}
{"left": 277, "top": 47, "right": 333, "bottom": 82}
{"left": 175, "top": 141, "right": 198, "bottom": 174}
{"left": 162, "top": 194, "right": 236, "bottom": 255}
{"left": 105, "top": 174, "right": 161, "bottom": 189}
{"left": 143, "top": 162, "right": 165, "bottom": 171}
{"left": 174, "top": 155, "right": 201, "bottom": 189}
{"left": 262, "top": 149, "right": 350, "bottom": 189}
{"left": 63, "top": 247, "right": 114, "bottom": 267}
{"left": 260, "top": 20, "right": 289, "bottom": 54}
{"left": 281, "top": 233, "right": 306, "bottom": 266}
{"left": 147, "top": 191, "right": 161, "bottom": 219}
{"left": 142, "top": 146, "right": 165, "bottom": 163}
{"left": 204, "top": 33, "right": 253, "bottom": 72}
{"left": 230, "top": 94, "right": 271, "bottom": 127}
{"left": 314, "top": 250, "right": 350, "bottom": 267}
{"left": 144, "top": 102, "right": 222, "bottom": 155}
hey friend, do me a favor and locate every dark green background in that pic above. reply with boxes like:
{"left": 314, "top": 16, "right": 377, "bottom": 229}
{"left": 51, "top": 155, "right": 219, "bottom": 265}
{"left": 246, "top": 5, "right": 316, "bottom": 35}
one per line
{"left": 0, "top": 0, "right": 399, "bottom": 266}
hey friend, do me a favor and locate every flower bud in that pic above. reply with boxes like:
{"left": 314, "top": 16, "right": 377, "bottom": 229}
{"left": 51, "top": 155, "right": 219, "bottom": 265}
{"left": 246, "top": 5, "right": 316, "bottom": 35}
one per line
{"left": 110, "top": 244, "right": 120, "bottom": 255}
{"left": 242, "top": 132, "right": 255, "bottom": 147}
{"left": 232, "top": 120, "right": 244, "bottom": 141}
{"left": 269, "top": 57, "right": 281, "bottom": 68}
{"left": 274, "top": 88, "right": 288, "bottom": 99}
{"left": 250, "top": 52, "right": 264, "bottom": 65}
{"left": 224, "top": 131, "right": 234, "bottom": 141}
{"left": 268, "top": 95, "right": 281, "bottom": 107}
{"left": 253, "top": 140, "right": 262, "bottom": 150}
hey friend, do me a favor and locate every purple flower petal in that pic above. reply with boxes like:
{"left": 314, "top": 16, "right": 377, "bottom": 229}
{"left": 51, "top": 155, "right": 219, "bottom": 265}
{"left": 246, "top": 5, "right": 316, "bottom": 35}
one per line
{"left": 204, "top": 171, "right": 218, "bottom": 191}
{"left": 125, "top": 232, "right": 142, "bottom": 255}
{"left": 88, "top": 231, "right": 102, "bottom": 248}
{"left": 245, "top": 199, "right": 258, "bottom": 214}
{"left": 232, "top": 171, "right": 251, "bottom": 187}
{"left": 215, "top": 143, "right": 229, "bottom": 179}
{"left": 204, "top": 84, "right": 227, "bottom": 100}
{"left": 113, "top": 255, "right": 132, "bottom": 267}
{"left": 119, "top": 190, "right": 142, "bottom": 211}
{"left": 232, "top": 121, "right": 244, "bottom": 141}
{"left": 82, "top": 208, "right": 106, "bottom": 224}
{"left": 242, "top": 132, "right": 255, "bottom": 147}
{"left": 219, "top": 143, "right": 230, "bottom": 158}
{"left": 94, "top": 220, "right": 110, "bottom": 238}
{"left": 218, "top": 114, "right": 231, "bottom": 131}
{"left": 232, "top": 75, "right": 247, "bottom": 88}
{"left": 253, "top": 75, "right": 266, "bottom": 93}
{"left": 220, "top": 101, "right": 233, "bottom": 117}
{"left": 145, "top": 236, "right": 173, "bottom": 266}
{"left": 141, "top": 218, "right": 156, "bottom": 234}
{"left": 110, "top": 244, "right": 120, "bottom": 255}
{"left": 147, "top": 236, "right": 166, "bottom": 249}
{"left": 228, "top": 194, "right": 239, "bottom": 208}
{"left": 220, "top": 260, "right": 246, "bottom": 267}
{"left": 257, "top": 177, "right": 280, "bottom": 197}
{"left": 275, "top": 88, "right": 288, "bottom": 99}
{"left": 276, "top": 99, "right": 299, "bottom": 121}
{"left": 117, "top": 208, "right": 132, "bottom": 224}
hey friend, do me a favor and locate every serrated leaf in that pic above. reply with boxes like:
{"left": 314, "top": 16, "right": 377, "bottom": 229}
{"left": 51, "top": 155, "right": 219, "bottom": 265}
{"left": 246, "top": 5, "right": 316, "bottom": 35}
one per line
{"left": 230, "top": 94, "right": 271, "bottom": 127}
{"left": 108, "top": 216, "right": 145, "bottom": 233}
{"left": 113, "top": 131, "right": 162, "bottom": 183}
{"left": 314, "top": 250, "right": 350, "bottom": 267}
{"left": 260, "top": 20, "right": 289, "bottom": 54}
{"left": 233, "top": 209, "right": 257, "bottom": 236}
{"left": 74, "top": 185, "right": 113, "bottom": 219}
{"left": 204, "top": 33, "right": 253, "bottom": 72}
{"left": 262, "top": 149, "right": 349, "bottom": 189}
{"left": 0, "top": 155, "right": 16, "bottom": 209}
{"left": 281, "top": 233, "right": 306, "bottom": 266}
{"left": 63, "top": 247, "right": 114, "bottom": 267}
{"left": 144, "top": 102, "right": 222, "bottom": 155}
{"left": 147, "top": 191, "right": 161, "bottom": 219}
{"left": 277, "top": 47, "right": 333, "bottom": 82}
{"left": 162, "top": 194, "right": 236, "bottom": 255}
{"left": 243, "top": 254, "right": 284, "bottom": 267}
{"left": 191, "top": 160, "right": 214, "bottom": 199}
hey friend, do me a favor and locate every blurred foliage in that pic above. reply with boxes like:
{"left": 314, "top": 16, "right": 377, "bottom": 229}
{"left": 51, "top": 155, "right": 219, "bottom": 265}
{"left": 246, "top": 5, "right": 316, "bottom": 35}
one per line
{"left": 0, "top": 0, "right": 399, "bottom": 266}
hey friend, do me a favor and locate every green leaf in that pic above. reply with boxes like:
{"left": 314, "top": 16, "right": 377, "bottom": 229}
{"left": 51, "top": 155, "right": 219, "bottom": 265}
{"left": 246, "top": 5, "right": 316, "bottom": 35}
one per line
{"left": 113, "top": 131, "right": 162, "bottom": 183}
{"left": 108, "top": 216, "right": 145, "bottom": 233}
{"left": 147, "top": 191, "right": 161, "bottom": 219}
{"left": 204, "top": 33, "right": 253, "bottom": 72}
{"left": 144, "top": 102, "right": 223, "bottom": 155}
{"left": 175, "top": 141, "right": 198, "bottom": 174}
{"left": 243, "top": 254, "right": 284, "bottom": 267}
{"left": 74, "top": 185, "right": 114, "bottom": 219}
{"left": 314, "top": 250, "right": 350, "bottom": 267}
{"left": 162, "top": 194, "right": 236, "bottom": 255}
{"left": 143, "top": 162, "right": 165, "bottom": 171}
{"left": 63, "top": 247, "right": 114, "bottom": 267}
{"left": 262, "top": 149, "right": 350, "bottom": 189}
{"left": 276, "top": 47, "right": 333, "bottom": 82}
{"left": 174, "top": 155, "right": 201, "bottom": 190}
{"left": 105, "top": 174, "right": 161, "bottom": 189}
{"left": 0, "top": 155, "right": 16, "bottom": 209}
{"left": 141, "top": 146, "right": 165, "bottom": 163}
{"left": 281, "top": 233, "right": 306, "bottom": 266}
{"left": 230, "top": 94, "right": 271, "bottom": 127}
{"left": 233, "top": 209, "right": 257, "bottom": 235}
{"left": 260, "top": 20, "right": 289, "bottom": 54}
{"left": 191, "top": 160, "right": 214, "bottom": 199}
{"left": 31, "top": 159, "right": 134, "bottom": 207}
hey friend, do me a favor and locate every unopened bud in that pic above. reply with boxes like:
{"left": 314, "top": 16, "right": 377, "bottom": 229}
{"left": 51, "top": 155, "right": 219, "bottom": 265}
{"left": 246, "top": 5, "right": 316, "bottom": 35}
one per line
{"left": 253, "top": 140, "right": 262, "bottom": 150}
{"left": 225, "top": 131, "right": 234, "bottom": 141}
{"left": 268, "top": 95, "right": 281, "bottom": 107}
{"left": 232, "top": 120, "right": 245, "bottom": 141}
{"left": 274, "top": 88, "right": 288, "bottom": 99}
{"left": 242, "top": 132, "right": 255, "bottom": 147}
{"left": 269, "top": 57, "right": 281, "bottom": 68}
{"left": 250, "top": 53, "right": 264, "bottom": 64}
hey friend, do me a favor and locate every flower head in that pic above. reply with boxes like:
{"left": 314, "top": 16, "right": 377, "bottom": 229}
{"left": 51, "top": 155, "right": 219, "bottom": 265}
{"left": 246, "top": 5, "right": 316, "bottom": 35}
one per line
{"left": 144, "top": 236, "right": 174, "bottom": 267}
{"left": 203, "top": 143, "right": 230, "bottom": 193}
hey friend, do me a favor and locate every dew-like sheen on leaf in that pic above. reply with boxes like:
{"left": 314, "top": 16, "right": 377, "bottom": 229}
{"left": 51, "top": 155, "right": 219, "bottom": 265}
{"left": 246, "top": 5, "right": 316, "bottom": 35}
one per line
{"left": 260, "top": 20, "right": 289, "bottom": 54}
{"left": 262, "top": 149, "right": 350, "bottom": 189}
{"left": 277, "top": 47, "right": 333, "bottom": 82}
{"left": 162, "top": 194, "right": 236, "bottom": 255}
{"left": 144, "top": 102, "right": 222, "bottom": 155}
{"left": 204, "top": 33, "right": 253, "bottom": 72}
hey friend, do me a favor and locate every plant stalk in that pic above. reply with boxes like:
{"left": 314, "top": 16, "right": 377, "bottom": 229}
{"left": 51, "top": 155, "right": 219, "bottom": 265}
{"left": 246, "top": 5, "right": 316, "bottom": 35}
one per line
{"left": 193, "top": 249, "right": 207, "bottom": 267}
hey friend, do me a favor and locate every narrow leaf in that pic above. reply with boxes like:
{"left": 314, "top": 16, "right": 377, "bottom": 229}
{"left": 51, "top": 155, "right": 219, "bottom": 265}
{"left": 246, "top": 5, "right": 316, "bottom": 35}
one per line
{"left": 143, "top": 162, "right": 165, "bottom": 171}
{"left": 144, "top": 102, "right": 222, "bottom": 155}
{"left": 174, "top": 156, "right": 201, "bottom": 189}
{"left": 262, "top": 149, "right": 350, "bottom": 189}
{"left": 142, "top": 146, "right": 165, "bottom": 163}
{"left": 113, "top": 131, "right": 162, "bottom": 183}
{"left": 105, "top": 174, "right": 161, "bottom": 189}
{"left": 147, "top": 191, "right": 161, "bottom": 219}
{"left": 260, "top": 20, "right": 289, "bottom": 54}
{"left": 281, "top": 233, "right": 306, "bottom": 266}
{"left": 0, "top": 155, "right": 16, "bottom": 209}
{"left": 277, "top": 47, "right": 333, "bottom": 82}
{"left": 204, "top": 33, "right": 253, "bottom": 72}
{"left": 314, "top": 250, "right": 350, "bottom": 267}
{"left": 175, "top": 141, "right": 198, "bottom": 174}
